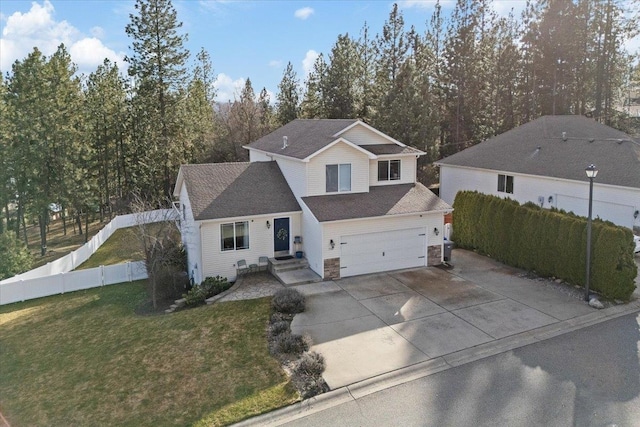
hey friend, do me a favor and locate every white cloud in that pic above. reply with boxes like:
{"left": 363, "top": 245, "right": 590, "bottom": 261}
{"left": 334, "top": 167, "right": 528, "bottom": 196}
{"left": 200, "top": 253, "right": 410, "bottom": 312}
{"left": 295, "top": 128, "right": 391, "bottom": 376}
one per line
{"left": 90, "top": 26, "right": 105, "bottom": 39}
{"left": 269, "top": 59, "right": 283, "bottom": 68}
{"left": 397, "top": 0, "right": 452, "bottom": 9}
{"left": 0, "top": 0, "right": 124, "bottom": 74}
{"left": 491, "top": 1, "right": 527, "bottom": 18}
{"left": 70, "top": 38, "right": 122, "bottom": 70}
{"left": 302, "top": 49, "right": 318, "bottom": 77}
{"left": 213, "top": 73, "right": 246, "bottom": 102}
{"left": 294, "top": 7, "right": 314, "bottom": 20}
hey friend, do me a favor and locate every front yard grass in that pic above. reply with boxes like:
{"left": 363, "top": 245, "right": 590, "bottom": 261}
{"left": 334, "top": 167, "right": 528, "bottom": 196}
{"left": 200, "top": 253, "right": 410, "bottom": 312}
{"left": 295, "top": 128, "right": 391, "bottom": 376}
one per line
{"left": 75, "top": 227, "right": 144, "bottom": 269}
{"left": 0, "top": 282, "right": 298, "bottom": 426}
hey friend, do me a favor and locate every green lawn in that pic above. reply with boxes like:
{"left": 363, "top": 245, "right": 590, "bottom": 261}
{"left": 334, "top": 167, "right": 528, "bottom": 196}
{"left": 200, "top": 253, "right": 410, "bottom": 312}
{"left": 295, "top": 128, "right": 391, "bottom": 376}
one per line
{"left": 76, "top": 227, "right": 145, "bottom": 269}
{"left": 0, "top": 283, "right": 298, "bottom": 426}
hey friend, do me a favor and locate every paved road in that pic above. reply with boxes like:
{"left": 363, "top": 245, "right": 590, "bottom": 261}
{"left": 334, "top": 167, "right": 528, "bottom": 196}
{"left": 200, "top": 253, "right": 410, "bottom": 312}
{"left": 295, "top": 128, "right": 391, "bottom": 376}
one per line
{"left": 283, "top": 312, "right": 640, "bottom": 427}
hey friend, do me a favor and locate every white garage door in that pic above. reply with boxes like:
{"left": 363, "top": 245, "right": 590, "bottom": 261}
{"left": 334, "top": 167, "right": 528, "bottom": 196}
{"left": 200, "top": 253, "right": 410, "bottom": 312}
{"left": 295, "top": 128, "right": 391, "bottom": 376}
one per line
{"left": 340, "top": 228, "right": 426, "bottom": 278}
{"left": 556, "top": 194, "right": 634, "bottom": 229}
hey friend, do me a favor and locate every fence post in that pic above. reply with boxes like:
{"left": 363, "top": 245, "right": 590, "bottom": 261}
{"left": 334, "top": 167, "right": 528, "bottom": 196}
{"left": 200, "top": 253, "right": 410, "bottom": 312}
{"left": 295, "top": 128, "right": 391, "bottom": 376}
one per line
{"left": 21, "top": 279, "right": 25, "bottom": 302}
{"left": 60, "top": 272, "right": 65, "bottom": 294}
{"left": 127, "top": 262, "right": 131, "bottom": 282}
{"left": 101, "top": 265, "right": 105, "bottom": 286}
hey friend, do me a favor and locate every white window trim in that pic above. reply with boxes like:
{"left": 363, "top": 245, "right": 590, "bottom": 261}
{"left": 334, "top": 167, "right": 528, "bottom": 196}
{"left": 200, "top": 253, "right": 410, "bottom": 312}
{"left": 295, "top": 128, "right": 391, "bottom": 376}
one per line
{"left": 326, "top": 163, "right": 352, "bottom": 193}
{"left": 220, "top": 221, "right": 250, "bottom": 252}
{"left": 498, "top": 174, "right": 514, "bottom": 194}
{"left": 378, "top": 159, "right": 401, "bottom": 181}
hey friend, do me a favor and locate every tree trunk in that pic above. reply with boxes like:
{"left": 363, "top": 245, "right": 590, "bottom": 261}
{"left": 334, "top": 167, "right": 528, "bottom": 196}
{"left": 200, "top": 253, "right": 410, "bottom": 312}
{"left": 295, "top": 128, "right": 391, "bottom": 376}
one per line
{"left": 21, "top": 211, "right": 28, "bottom": 247}
{"left": 84, "top": 212, "right": 89, "bottom": 244}
{"left": 38, "top": 209, "right": 48, "bottom": 256}
{"left": 76, "top": 212, "right": 83, "bottom": 235}
{"left": 61, "top": 206, "right": 67, "bottom": 236}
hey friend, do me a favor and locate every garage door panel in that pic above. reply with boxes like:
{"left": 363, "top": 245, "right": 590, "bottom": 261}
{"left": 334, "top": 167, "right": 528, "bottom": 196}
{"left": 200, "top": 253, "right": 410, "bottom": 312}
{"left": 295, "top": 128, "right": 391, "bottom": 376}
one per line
{"left": 340, "top": 227, "right": 426, "bottom": 278}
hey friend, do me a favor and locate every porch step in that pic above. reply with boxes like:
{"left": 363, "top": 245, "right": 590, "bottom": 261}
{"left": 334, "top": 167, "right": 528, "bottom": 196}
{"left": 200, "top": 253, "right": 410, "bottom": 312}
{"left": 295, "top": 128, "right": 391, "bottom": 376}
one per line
{"left": 269, "top": 257, "right": 309, "bottom": 273}
{"left": 268, "top": 257, "right": 322, "bottom": 286}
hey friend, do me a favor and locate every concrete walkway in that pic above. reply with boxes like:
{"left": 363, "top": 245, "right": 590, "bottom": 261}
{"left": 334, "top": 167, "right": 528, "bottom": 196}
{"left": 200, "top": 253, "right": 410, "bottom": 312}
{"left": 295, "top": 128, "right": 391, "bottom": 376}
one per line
{"left": 218, "top": 272, "right": 285, "bottom": 302}
{"left": 290, "top": 249, "right": 638, "bottom": 391}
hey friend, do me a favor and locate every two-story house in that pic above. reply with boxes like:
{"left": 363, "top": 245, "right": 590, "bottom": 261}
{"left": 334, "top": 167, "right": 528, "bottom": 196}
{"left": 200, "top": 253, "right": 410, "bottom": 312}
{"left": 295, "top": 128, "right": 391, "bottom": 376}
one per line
{"left": 174, "top": 119, "right": 452, "bottom": 283}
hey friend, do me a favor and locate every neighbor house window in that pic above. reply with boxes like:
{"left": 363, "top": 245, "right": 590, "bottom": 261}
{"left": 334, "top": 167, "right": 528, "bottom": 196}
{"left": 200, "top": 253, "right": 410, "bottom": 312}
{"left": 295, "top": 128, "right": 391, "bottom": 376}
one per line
{"left": 378, "top": 160, "right": 401, "bottom": 181}
{"left": 497, "top": 174, "right": 514, "bottom": 194}
{"left": 326, "top": 164, "right": 351, "bottom": 192}
{"left": 221, "top": 221, "right": 249, "bottom": 251}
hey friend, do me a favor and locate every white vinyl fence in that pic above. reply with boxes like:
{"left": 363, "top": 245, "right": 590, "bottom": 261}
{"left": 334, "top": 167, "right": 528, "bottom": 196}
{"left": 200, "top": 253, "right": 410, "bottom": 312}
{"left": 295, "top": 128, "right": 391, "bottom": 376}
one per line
{"left": 0, "top": 209, "right": 178, "bottom": 305}
{"left": 0, "top": 261, "right": 148, "bottom": 305}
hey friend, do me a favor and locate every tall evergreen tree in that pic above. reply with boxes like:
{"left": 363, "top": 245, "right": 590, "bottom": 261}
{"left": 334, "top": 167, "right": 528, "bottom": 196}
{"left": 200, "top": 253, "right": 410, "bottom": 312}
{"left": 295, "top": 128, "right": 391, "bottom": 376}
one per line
{"left": 84, "top": 59, "right": 128, "bottom": 220}
{"left": 275, "top": 62, "right": 300, "bottom": 125}
{"left": 324, "top": 34, "right": 359, "bottom": 119}
{"left": 125, "top": 0, "right": 190, "bottom": 200}
{"left": 300, "top": 54, "right": 328, "bottom": 118}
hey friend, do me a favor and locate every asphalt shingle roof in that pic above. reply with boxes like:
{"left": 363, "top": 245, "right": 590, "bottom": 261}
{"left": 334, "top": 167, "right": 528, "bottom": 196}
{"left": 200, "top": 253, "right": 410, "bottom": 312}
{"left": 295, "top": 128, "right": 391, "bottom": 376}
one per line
{"left": 361, "top": 144, "right": 423, "bottom": 155}
{"left": 437, "top": 115, "right": 640, "bottom": 189}
{"left": 246, "top": 119, "right": 359, "bottom": 159}
{"left": 179, "top": 162, "right": 300, "bottom": 221}
{"left": 302, "top": 183, "right": 452, "bottom": 222}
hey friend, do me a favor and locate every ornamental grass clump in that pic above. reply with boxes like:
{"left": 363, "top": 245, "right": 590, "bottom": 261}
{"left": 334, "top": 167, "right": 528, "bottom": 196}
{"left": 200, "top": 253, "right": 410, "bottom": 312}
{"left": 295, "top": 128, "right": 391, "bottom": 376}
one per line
{"left": 271, "top": 288, "right": 306, "bottom": 314}
{"left": 291, "top": 351, "right": 328, "bottom": 399}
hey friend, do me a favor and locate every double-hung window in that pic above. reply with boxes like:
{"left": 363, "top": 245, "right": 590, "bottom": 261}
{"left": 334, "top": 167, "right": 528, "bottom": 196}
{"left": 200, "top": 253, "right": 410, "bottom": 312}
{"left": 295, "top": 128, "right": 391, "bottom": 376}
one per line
{"left": 326, "top": 164, "right": 351, "bottom": 192}
{"left": 378, "top": 160, "right": 401, "bottom": 181}
{"left": 221, "top": 221, "right": 249, "bottom": 251}
{"left": 497, "top": 174, "right": 514, "bottom": 194}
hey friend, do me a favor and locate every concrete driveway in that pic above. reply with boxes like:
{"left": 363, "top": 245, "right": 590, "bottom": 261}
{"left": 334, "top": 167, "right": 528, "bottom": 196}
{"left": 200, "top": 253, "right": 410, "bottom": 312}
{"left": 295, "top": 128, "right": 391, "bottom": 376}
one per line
{"left": 291, "top": 249, "right": 602, "bottom": 389}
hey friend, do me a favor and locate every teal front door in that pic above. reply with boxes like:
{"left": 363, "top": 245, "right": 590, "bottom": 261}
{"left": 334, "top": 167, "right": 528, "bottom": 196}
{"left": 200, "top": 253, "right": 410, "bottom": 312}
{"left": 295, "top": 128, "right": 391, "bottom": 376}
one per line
{"left": 274, "top": 218, "right": 290, "bottom": 253}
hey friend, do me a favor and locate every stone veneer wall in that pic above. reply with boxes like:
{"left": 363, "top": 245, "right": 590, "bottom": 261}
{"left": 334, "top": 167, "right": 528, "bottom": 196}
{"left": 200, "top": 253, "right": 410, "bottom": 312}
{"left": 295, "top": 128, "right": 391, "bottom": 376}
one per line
{"left": 324, "top": 258, "right": 340, "bottom": 280}
{"left": 427, "top": 245, "right": 442, "bottom": 266}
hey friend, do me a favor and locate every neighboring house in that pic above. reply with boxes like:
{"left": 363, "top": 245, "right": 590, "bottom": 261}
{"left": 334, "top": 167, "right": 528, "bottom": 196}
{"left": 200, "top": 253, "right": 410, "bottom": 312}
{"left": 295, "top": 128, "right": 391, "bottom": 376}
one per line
{"left": 174, "top": 119, "right": 452, "bottom": 283}
{"left": 436, "top": 115, "right": 640, "bottom": 230}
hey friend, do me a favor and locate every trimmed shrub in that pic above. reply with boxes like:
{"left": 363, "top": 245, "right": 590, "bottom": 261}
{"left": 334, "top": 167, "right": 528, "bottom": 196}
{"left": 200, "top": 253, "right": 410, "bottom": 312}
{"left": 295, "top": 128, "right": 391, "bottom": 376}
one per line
{"left": 270, "top": 311, "right": 293, "bottom": 324}
{"left": 183, "top": 275, "right": 232, "bottom": 306}
{"left": 268, "top": 320, "right": 290, "bottom": 339}
{"left": 272, "top": 288, "right": 306, "bottom": 314}
{"left": 268, "top": 332, "right": 308, "bottom": 357}
{"left": 452, "top": 191, "right": 637, "bottom": 300}
{"left": 291, "top": 351, "right": 327, "bottom": 399}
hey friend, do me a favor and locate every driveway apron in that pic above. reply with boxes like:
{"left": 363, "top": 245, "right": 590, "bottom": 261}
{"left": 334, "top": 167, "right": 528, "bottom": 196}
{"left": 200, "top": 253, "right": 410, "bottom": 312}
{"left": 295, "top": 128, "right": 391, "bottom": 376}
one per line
{"left": 290, "top": 249, "right": 596, "bottom": 390}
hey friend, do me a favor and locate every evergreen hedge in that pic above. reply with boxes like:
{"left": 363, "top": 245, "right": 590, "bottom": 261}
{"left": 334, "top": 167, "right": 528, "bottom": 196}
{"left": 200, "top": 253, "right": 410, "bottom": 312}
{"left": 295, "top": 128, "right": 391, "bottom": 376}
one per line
{"left": 452, "top": 191, "right": 637, "bottom": 301}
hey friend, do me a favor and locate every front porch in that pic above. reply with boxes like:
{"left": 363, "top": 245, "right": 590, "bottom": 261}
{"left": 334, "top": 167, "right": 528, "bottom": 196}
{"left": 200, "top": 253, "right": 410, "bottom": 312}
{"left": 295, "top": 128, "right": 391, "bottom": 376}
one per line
{"left": 268, "top": 256, "right": 323, "bottom": 286}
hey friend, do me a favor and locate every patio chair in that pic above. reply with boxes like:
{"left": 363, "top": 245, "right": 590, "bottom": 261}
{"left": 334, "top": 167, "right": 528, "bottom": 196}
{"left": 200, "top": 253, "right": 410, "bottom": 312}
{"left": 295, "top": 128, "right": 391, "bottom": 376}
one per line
{"left": 258, "top": 256, "right": 269, "bottom": 271}
{"left": 236, "top": 259, "right": 249, "bottom": 276}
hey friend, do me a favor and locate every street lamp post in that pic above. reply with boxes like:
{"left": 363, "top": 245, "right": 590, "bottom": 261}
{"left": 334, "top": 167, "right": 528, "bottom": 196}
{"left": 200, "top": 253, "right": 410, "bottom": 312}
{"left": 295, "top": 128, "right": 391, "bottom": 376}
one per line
{"left": 585, "top": 164, "right": 598, "bottom": 302}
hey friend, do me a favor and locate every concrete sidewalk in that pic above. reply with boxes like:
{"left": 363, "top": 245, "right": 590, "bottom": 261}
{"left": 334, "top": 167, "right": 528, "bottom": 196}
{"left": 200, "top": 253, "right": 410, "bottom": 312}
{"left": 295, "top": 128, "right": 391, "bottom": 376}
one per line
{"left": 290, "top": 249, "right": 636, "bottom": 390}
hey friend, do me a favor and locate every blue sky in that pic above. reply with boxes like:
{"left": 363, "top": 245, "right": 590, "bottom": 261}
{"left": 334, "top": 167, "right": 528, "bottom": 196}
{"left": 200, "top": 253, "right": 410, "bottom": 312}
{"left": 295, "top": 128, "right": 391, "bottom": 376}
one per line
{"left": 1, "top": 1, "right": 637, "bottom": 102}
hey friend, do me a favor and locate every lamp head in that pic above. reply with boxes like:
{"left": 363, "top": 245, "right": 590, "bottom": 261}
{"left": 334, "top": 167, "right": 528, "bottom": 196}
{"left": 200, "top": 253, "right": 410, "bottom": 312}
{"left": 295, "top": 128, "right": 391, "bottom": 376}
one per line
{"left": 585, "top": 164, "right": 598, "bottom": 179}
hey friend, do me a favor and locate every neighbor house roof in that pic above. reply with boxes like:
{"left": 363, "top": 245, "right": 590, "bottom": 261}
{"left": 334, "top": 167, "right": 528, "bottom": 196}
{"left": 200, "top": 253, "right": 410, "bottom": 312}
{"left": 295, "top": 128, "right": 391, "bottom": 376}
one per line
{"left": 301, "top": 183, "right": 452, "bottom": 222}
{"left": 177, "top": 162, "right": 300, "bottom": 221}
{"left": 436, "top": 115, "right": 640, "bottom": 189}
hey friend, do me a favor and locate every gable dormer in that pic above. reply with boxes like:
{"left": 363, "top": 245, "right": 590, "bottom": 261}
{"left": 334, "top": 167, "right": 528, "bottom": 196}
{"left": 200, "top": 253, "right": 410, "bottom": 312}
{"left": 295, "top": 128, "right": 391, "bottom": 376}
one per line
{"left": 244, "top": 119, "right": 425, "bottom": 198}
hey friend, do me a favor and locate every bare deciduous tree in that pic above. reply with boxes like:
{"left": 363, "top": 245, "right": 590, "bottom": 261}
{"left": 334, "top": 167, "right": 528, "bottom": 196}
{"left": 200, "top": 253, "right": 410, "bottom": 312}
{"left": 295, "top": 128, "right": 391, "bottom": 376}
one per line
{"left": 130, "top": 194, "right": 186, "bottom": 309}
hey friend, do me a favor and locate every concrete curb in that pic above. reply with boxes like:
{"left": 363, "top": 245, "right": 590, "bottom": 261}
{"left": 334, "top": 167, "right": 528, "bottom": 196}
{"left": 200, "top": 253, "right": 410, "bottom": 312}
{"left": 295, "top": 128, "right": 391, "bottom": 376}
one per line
{"left": 233, "top": 301, "right": 640, "bottom": 426}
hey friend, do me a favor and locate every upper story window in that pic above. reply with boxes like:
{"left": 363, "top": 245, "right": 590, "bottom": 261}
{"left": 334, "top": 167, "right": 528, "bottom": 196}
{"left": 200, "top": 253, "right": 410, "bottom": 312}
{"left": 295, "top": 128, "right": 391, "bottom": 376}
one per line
{"left": 221, "top": 221, "right": 249, "bottom": 251}
{"left": 326, "top": 164, "right": 351, "bottom": 192}
{"left": 378, "top": 160, "right": 401, "bottom": 181}
{"left": 498, "top": 174, "right": 514, "bottom": 194}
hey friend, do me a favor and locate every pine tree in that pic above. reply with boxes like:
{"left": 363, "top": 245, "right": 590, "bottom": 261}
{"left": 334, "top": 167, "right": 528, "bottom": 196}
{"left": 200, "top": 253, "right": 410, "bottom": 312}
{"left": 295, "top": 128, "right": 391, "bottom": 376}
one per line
{"left": 324, "top": 34, "right": 359, "bottom": 119}
{"left": 275, "top": 62, "right": 300, "bottom": 125}
{"left": 84, "top": 59, "right": 128, "bottom": 220}
{"left": 125, "top": 0, "right": 190, "bottom": 200}
{"left": 300, "top": 54, "right": 328, "bottom": 118}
